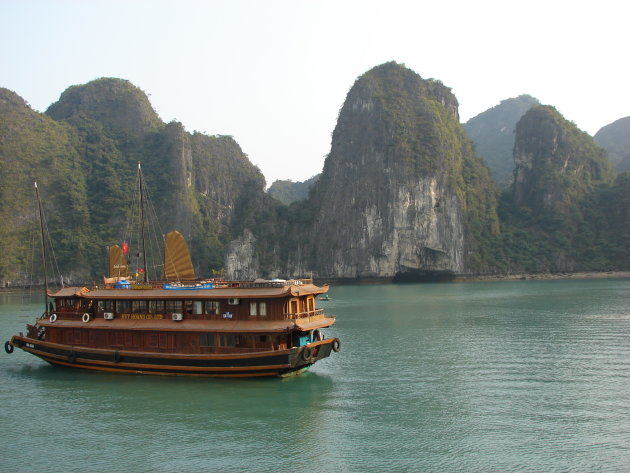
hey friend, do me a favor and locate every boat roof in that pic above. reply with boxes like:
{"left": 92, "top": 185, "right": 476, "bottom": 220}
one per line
{"left": 48, "top": 287, "right": 90, "bottom": 297}
{"left": 49, "top": 283, "right": 328, "bottom": 300}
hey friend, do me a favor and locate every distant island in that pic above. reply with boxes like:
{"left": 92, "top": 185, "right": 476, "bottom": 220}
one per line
{"left": 1, "top": 62, "right": 628, "bottom": 286}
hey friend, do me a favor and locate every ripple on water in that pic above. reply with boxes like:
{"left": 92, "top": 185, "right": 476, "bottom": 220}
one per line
{"left": 2, "top": 280, "right": 630, "bottom": 472}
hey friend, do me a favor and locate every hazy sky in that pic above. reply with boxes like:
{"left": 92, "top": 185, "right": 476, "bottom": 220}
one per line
{"left": 2, "top": 0, "right": 628, "bottom": 185}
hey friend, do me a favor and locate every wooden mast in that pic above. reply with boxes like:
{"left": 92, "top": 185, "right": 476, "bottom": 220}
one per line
{"left": 34, "top": 182, "right": 49, "bottom": 314}
{"left": 138, "top": 162, "right": 148, "bottom": 283}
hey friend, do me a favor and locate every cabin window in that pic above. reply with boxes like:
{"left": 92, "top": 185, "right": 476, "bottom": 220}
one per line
{"left": 219, "top": 335, "right": 235, "bottom": 347}
{"left": 121, "top": 332, "right": 141, "bottom": 348}
{"left": 148, "top": 300, "right": 165, "bottom": 314}
{"left": 158, "top": 334, "right": 174, "bottom": 349}
{"left": 113, "top": 331, "right": 125, "bottom": 346}
{"left": 193, "top": 301, "right": 203, "bottom": 314}
{"left": 289, "top": 299, "right": 298, "bottom": 314}
{"left": 249, "top": 302, "right": 267, "bottom": 317}
{"left": 146, "top": 334, "right": 159, "bottom": 348}
{"left": 306, "top": 297, "right": 314, "bottom": 312}
{"left": 205, "top": 301, "right": 220, "bottom": 315}
{"left": 259, "top": 335, "right": 268, "bottom": 343}
{"left": 165, "top": 300, "right": 181, "bottom": 312}
{"left": 200, "top": 333, "right": 214, "bottom": 346}
{"left": 132, "top": 301, "right": 147, "bottom": 313}
{"left": 67, "top": 329, "right": 83, "bottom": 344}
{"left": 116, "top": 300, "right": 131, "bottom": 313}
{"left": 184, "top": 300, "right": 193, "bottom": 315}
{"left": 103, "top": 300, "right": 114, "bottom": 312}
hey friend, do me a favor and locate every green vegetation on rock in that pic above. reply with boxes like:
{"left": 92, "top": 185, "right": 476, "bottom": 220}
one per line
{"left": 267, "top": 174, "right": 319, "bottom": 205}
{"left": 594, "top": 116, "right": 630, "bottom": 172}
{"left": 0, "top": 80, "right": 267, "bottom": 284}
{"left": 464, "top": 94, "right": 539, "bottom": 186}
{"left": 1, "top": 68, "right": 629, "bottom": 284}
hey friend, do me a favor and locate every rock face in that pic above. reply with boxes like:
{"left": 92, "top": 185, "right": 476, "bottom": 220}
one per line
{"left": 594, "top": 116, "right": 630, "bottom": 172}
{"left": 0, "top": 88, "right": 89, "bottom": 284}
{"left": 512, "top": 105, "right": 613, "bottom": 214}
{"left": 289, "top": 62, "right": 497, "bottom": 279}
{"left": 225, "top": 229, "right": 259, "bottom": 280}
{"left": 0, "top": 79, "right": 270, "bottom": 283}
{"left": 464, "top": 95, "right": 539, "bottom": 185}
{"left": 46, "top": 78, "right": 162, "bottom": 139}
{"left": 267, "top": 174, "right": 319, "bottom": 205}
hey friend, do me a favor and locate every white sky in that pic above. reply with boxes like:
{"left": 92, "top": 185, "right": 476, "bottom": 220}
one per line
{"left": 2, "top": 0, "right": 629, "bottom": 185}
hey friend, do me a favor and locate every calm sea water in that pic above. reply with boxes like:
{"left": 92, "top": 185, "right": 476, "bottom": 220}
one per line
{"left": 1, "top": 279, "right": 629, "bottom": 472}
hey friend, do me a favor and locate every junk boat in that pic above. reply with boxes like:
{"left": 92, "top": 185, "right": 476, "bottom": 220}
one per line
{"left": 5, "top": 278, "right": 338, "bottom": 377}
{"left": 4, "top": 166, "right": 339, "bottom": 377}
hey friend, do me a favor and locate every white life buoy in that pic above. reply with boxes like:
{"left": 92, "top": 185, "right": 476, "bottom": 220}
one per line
{"left": 82, "top": 313, "right": 91, "bottom": 323}
{"left": 49, "top": 313, "right": 57, "bottom": 323}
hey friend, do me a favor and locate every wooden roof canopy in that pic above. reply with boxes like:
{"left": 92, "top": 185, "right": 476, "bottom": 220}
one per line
{"left": 49, "top": 284, "right": 329, "bottom": 300}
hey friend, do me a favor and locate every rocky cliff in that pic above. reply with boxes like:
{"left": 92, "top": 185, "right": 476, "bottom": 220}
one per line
{"left": 267, "top": 174, "right": 319, "bottom": 205}
{"left": 0, "top": 79, "right": 267, "bottom": 283}
{"left": 3, "top": 71, "right": 629, "bottom": 284}
{"left": 512, "top": 105, "right": 613, "bottom": 215}
{"left": 254, "top": 62, "right": 500, "bottom": 279}
{"left": 594, "top": 116, "right": 630, "bottom": 172}
{"left": 464, "top": 95, "right": 539, "bottom": 185}
{"left": 497, "top": 105, "right": 619, "bottom": 273}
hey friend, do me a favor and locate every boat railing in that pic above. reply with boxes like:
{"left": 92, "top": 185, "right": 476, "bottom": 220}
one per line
{"left": 285, "top": 308, "right": 325, "bottom": 322}
{"left": 91, "top": 278, "right": 314, "bottom": 290}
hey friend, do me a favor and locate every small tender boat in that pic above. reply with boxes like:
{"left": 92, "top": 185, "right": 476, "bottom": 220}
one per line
{"left": 319, "top": 295, "right": 332, "bottom": 301}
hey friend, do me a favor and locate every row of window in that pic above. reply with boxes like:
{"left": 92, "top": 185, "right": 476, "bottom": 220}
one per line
{"left": 59, "top": 329, "right": 271, "bottom": 349}
{"left": 57, "top": 296, "right": 315, "bottom": 316}
{"left": 200, "top": 333, "right": 267, "bottom": 347}
{"left": 91, "top": 300, "right": 268, "bottom": 316}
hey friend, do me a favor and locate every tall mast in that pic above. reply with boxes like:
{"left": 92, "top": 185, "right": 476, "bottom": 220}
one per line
{"left": 138, "top": 162, "right": 148, "bottom": 283}
{"left": 34, "top": 182, "right": 49, "bottom": 313}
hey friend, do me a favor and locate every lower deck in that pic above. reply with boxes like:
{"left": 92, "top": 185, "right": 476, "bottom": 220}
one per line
{"left": 32, "top": 317, "right": 332, "bottom": 355}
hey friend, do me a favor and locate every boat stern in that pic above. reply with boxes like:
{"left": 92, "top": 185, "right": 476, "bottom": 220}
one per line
{"left": 291, "top": 337, "right": 340, "bottom": 369}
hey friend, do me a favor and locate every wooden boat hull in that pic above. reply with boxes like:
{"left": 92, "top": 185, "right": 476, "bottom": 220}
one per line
{"left": 8, "top": 336, "right": 338, "bottom": 378}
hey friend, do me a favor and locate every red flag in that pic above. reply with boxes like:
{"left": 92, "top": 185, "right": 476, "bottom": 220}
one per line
{"left": 122, "top": 242, "right": 129, "bottom": 255}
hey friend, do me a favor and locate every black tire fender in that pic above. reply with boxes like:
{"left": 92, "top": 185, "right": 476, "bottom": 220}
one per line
{"left": 332, "top": 338, "right": 341, "bottom": 352}
{"left": 301, "top": 346, "right": 312, "bottom": 361}
{"left": 4, "top": 341, "right": 14, "bottom": 354}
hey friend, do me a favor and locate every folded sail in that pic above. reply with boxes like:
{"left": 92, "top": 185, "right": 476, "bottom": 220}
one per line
{"left": 164, "top": 231, "right": 196, "bottom": 280}
{"left": 108, "top": 244, "right": 130, "bottom": 279}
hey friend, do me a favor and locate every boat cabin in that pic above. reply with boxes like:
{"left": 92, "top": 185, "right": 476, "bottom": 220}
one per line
{"left": 40, "top": 279, "right": 333, "bottom": 356}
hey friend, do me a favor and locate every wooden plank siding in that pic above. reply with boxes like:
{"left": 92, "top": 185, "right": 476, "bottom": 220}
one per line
{"left": 43, "top": 326, "right": 292, "bottom": 355}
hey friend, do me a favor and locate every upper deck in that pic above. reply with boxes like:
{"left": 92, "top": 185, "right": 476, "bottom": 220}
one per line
{"left": 46, "top": 278, "right": 331, "bottom": 326}
{"left": 50, "top": 279, "right": 328, "bottom": 300}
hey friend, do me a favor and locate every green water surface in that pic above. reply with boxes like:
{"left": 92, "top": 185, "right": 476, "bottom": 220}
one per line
{"left": 1, "top": 279, "right": 629, "bottom": 472}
